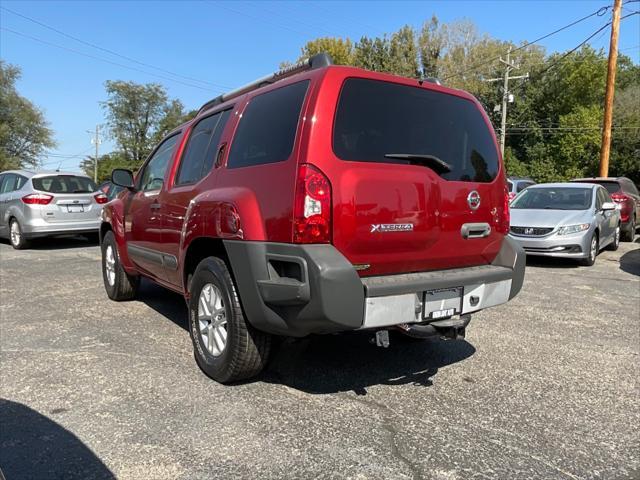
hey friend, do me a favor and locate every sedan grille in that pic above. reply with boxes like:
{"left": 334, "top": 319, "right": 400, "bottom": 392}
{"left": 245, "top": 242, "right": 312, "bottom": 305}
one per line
{"left": 510, "top": 226, "right": 554, "bottom": 236}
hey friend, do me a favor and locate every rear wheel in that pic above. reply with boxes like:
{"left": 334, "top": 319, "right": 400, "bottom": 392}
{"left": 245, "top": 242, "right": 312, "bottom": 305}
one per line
{"left": 607, "top": 224, "right": 620, "bottom": 251}
{"left": 623, "top": 215, "right": 636, "bottom": 242}
{"left": 580, "top": 232, "right": 598, "bottom": 266}
{"left": 188, "top": 256, "right": 271, "bottom": 383}
{"left": 9, "top": 219, "right": 29, "bottom": 250}
{"left": 101, "top": 231, "right": 139, "bottom": 300}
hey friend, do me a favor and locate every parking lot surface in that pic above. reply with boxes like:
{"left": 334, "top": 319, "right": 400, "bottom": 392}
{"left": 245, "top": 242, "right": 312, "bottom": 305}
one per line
{"left": 1, "top": 237, "right": 638, "bottom": 480}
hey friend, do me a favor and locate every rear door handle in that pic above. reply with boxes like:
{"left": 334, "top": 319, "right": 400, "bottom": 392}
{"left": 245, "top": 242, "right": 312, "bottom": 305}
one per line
{"left": 461, "top": 223, "right": 491, "bottom": 239}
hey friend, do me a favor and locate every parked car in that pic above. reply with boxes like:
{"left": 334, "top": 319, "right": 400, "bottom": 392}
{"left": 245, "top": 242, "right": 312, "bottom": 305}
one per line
{"left": 0, "top": 170, "right": 106, "bottom": 249}
{"left": 98, "top": 180, "right": 123, "bottom": 201}
{"left": 570, "top": 177, "right": 639, "bottom": 241}
{"left": 100, "top": 53, "right": 525, "bottom": 383}
{"left": 509, "top": 183, "right": 621, "bottom": 266}
{"left": 507, "top": 176, "right": 536, "bottom": 201}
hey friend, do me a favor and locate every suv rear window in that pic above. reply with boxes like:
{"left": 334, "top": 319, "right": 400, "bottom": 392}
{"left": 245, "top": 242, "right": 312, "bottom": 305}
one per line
{"left": 32, "top": 175, "right": 97, "bottom": 193}
{"left": 333, "top": 78, "right": 499, "bottom": 182}
{"left": 227, "top": 80, "right": 309, "bottom": 169}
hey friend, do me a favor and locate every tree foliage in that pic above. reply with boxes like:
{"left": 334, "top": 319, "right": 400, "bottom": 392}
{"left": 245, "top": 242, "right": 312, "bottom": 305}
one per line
{"left": 0, "top": 61, "right": 54, "bottom": 171}
{"left": 101, "top": 80, "right": 188, "bottom": 167}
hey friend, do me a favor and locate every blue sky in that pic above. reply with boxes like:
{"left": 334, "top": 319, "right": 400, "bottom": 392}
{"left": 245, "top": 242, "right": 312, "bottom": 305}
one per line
{"left": 1, "top": 0, "right": 639, "bottom": 172}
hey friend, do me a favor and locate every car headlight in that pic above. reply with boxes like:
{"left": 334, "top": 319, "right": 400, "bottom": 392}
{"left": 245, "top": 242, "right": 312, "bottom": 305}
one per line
{"left": 557, "top": 223, "right": 590, "bottom": 235}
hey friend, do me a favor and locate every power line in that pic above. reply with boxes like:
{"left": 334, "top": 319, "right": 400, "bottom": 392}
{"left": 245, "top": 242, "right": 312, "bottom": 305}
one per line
{"left": 0, "top": 6, "right": 231, "bottom": 90}
{"left": 0, "top": 27, "right": 224, "bottom": 93}
{"left": 441, "top": 4, "right": 612, "bottom": 82}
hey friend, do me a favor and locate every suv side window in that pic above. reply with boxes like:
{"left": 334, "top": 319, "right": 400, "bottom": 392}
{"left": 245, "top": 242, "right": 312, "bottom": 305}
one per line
{"left": 139, "top": 134, "right": 180, "bottom": 192}
{"left": 176, "top": 109, "right": 231, "bottom": 185}
{"left": 227, "top": 80, "right": 309, "bottom": 169}
{"left": 596, "top": 188, "right": 607, "bottom": 209}
{"left": 0, "top": 174, "right": 17, "bottom": 194}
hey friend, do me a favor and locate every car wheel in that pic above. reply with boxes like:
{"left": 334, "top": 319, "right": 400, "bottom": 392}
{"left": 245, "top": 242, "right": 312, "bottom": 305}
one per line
{"left": 580, "top": 232, "right": 598, "bottom": 266}
{"left": 188, "top": 256, "right": 271, "bottom": 384}
{"left": 9, "top": 218, "right": 29, "bottom": 250}
{"left": 623, "top": 215, "right": 636, "bottom": 242}
{"left": 607, "top": 224, "right": 620, "bottom": 251}
{"left": 101, "top": 231, "right": 139, "bottom": 301}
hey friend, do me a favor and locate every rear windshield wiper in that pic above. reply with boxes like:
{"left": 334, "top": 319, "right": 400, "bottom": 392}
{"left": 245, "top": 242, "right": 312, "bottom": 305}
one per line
{"left": 384, "top": 153, "right": 451, "bottom": 174}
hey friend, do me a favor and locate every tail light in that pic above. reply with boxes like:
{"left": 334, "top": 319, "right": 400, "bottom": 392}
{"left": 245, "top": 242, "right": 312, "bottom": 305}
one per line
{"left": 498, "top": 186, "right": 511, "bottom": 234}
{"left": 611, "top": 192, "right": 629, "bottom": 204}
{"left": 22, "top": 193, "right": 53, "bottom": 205}
{"left": 508, "top": 192, "right": 517, "bottom": 201}
{"left": 94, "top": 193, "right": 109, "bottom": 204}
{"left": 293, "top": 163, "right": 331, "bottom": 243}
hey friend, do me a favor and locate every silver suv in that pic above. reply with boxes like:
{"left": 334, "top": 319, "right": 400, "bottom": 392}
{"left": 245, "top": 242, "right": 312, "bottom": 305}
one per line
{"left": 0, "top": 170, "right": 106, "bottom": 249}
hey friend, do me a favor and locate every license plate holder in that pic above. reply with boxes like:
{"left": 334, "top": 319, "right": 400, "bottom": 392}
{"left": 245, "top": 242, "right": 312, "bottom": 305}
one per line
{"left": 422, "top": 287, "right": 463, "bottom": 320}
{"left": 66, "top": 205, "right": 84, "bottom": 213}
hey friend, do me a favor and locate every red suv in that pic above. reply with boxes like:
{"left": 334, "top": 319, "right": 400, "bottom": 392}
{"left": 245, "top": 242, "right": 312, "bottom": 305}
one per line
{"left": 571, "top": 177, "right": 639, "bottom": 241}
{"left": 101, "top": 54, "right": 525, "bottom": 383}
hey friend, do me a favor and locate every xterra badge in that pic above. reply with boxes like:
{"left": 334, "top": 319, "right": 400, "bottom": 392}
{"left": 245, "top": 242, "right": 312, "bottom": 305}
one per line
{"left": 370, "top": 223, "right": 414, "bottom": 233}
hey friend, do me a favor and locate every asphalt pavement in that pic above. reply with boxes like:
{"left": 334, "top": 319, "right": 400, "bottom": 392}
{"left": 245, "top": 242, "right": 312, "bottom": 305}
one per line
{"left": 0, "top": 236, "right": 638, "bottom": 480}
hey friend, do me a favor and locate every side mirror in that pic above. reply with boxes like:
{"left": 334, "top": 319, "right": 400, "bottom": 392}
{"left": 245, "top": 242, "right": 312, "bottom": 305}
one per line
{"left": 601, "top": 202, "right": 616, "bottom": 211}
{"left": 111, "top": 169, "right": 136, "bottom": 190}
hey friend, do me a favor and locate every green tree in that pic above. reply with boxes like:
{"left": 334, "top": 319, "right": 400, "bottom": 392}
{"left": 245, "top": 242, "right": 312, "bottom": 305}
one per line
{"left": 102, "top": 80, "right": 186, "bottom": 165}
{"left": 388, "top": 25, "right": 419, "bottom": 78}
{"left": 418, "top": 16, "right": 445, "bottom": 78}
{"left": 298, "top": 37, "right": 354, "bottom": 65}
{"left": 80, "top": 151, "right": 132, "bottom": 184}
{"left": 0, "top": 61, "right": 54, "bottom": 171}
{"left": 353, "top": 35, "right": 391, "bottom": 72}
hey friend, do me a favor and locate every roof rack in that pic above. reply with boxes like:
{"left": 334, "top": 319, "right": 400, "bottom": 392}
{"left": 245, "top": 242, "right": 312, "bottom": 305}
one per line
{"left": 198, "top": 52, "right": 333, "bottom": 115}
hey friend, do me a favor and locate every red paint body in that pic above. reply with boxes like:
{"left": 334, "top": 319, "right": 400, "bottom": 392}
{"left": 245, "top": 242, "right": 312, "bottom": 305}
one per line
{"left": 103, "top": 65, "right": 509, "bottom": 296}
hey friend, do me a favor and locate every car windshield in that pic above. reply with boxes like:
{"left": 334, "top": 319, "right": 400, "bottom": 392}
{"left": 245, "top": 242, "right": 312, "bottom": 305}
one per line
{"left": 32, "top": 175, "right": 98, "bottom": 193}
{"left": 511, "top": 187, "right": 592, "bottom": 210}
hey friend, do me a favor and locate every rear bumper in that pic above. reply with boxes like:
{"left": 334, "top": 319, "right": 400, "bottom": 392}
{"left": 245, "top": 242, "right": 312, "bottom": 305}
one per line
{"left": 21, "top": 218, "right": 100, "bottom": 238}
{"left": 224, "top": 237, "right": 525, "bottom": 337}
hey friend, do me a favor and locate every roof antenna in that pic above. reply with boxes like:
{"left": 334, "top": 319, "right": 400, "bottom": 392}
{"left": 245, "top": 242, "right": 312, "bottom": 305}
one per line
{"left": 56, "top": 162, "right": 61, "bottom": 172}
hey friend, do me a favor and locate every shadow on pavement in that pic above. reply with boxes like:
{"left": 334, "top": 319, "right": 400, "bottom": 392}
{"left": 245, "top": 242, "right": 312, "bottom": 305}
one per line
{"left": 525, "top": 255, "right": 579, "bottom": 269}
{"left": 0, "top": 399, "right": 114, "bottom": 480}
{"left": 137, "top": 279, "right": 188, "bottom": 331}
{"left": 263, "top": 332, "right": 476, "bottom": 395}
{"left": 619, "top": 248, "right": 640, "bottom": 276}
{"left": 0, "top": 235, "right": 98, "bottom": 251}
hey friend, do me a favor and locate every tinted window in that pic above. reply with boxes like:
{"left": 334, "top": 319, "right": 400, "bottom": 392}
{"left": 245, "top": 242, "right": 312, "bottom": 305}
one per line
{"left": 32, "top": 175, "right": 97, "bottom": 193}
{"left": 228, "top": 81, "right": 309, "bottom": 168}
{"left": 595, "top": 181, "right": 621, "bottom": 194}
{"left": 507, "top": 180, "right": 514, "bottom": 191}
{"left": 139, "top": 134, "right": 180, "bottom": 191}
{"left": 517, "top": 181, "right": 534, "bottom": 192}
{"left": 622, "top": 179, "right": 639, "bottom": 196}
{"left": 333, "top": 78, "right": 499, "bottom": 182}
{"left": 0, "top": 174, "right": 17, "bottom": 193}
{"left": 511, "top": 187, "right": 592, "bottom": 211}
{"left": 176, "top": 109, "right": 231, "bottom": 185}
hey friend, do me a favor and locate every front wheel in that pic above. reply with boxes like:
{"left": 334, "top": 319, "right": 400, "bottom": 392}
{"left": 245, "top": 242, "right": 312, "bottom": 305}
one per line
{"left": 101, "top": 231, "right": 139, "bottom": 300}
{"left": 188, "top": 256, "right": 271, "bottom": 384}
{"left": 580, "top": 232, "right": 598, "bottom": 266}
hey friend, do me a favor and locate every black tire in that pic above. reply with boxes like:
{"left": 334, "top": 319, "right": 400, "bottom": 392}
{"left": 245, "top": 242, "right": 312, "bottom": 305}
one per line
{"left": 607, "top": 224, "right": 620, "bottom": 251}
{"left": 580, "top": 232, "right": 598, "bottom": 266}
{"left": 9, "top": 218, "right": 29, "bottom": 250}
{"left": 189, "top": 256, "right": 271, "bottom": 384}
{"left": 101, "top": 231, "right": 139, "bottom": 301}
{"left": 622, "top": 215, "right": 636, "bottom": 242}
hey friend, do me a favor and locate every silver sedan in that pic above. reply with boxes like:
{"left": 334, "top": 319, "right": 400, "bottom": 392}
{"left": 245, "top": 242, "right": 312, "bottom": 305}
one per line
{"left": 509, "top": 182, "right": 621, "bottom": 266}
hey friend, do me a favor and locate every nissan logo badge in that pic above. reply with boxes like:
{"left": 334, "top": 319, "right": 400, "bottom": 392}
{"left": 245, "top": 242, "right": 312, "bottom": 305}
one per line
{"left": 467, "top": 191, "right": 481, "bottom": 210}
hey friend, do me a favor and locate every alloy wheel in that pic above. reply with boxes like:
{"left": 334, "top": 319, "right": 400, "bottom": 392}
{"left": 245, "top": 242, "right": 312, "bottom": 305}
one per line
{"left": 198, "top": 283, "right": 228, "bottom": 357}
{"left": 10, "top": 221, "right": 20, "bottom": 247}
{"left": 590, "top": 236, "right": 597, "bottom": 262}
{"left": 104, "top": 245, "right": 116, "bottom": 287}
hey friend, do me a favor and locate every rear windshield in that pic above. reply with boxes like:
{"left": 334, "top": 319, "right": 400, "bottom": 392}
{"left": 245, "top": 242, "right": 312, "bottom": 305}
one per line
{"left": 511, "top": 187, "right": 592, "bottom": 211}
{"left": 32, "top": 175, "right": 97, "bottom": 194}
{"left": 591, "top": 181, "right": 620, "bottom": 194}
{"left": 333, "top": 78, "right": 499, "bottom": 182}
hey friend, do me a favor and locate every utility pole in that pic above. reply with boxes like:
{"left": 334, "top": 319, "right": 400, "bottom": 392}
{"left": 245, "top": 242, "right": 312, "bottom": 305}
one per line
{"left": 599, "top": 0, "right": 622, "bottom": 178}
{"left": 484, "top": 49, "right": 529, "bottom": 158}
{"left": 88, "top": 125, "right": 101, "bottom": 182}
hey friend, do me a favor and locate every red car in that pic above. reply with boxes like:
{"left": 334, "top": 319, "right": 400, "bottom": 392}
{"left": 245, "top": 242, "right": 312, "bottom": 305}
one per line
{"left": 101, "top": 53, "right": 525, "bottom": 383}
{"left": 571, "top": 177, "right": 639, "bottom": 241}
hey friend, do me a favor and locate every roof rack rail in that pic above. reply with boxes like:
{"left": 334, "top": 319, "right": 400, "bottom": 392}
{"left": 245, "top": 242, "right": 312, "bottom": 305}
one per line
{"left": 198, "top": 52, "right": 333, "bottom": 115}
